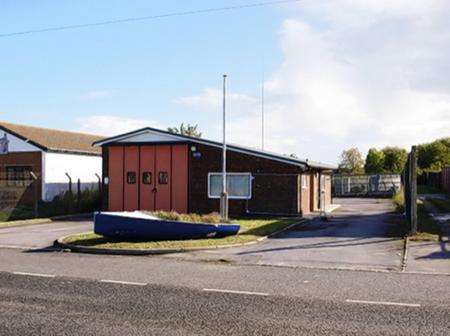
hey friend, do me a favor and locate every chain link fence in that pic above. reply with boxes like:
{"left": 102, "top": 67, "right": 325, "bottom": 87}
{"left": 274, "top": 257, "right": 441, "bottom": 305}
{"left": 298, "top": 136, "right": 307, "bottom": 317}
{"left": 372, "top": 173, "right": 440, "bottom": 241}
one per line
{"left": 332, "top": 174, "right": 401, "bottom": 197}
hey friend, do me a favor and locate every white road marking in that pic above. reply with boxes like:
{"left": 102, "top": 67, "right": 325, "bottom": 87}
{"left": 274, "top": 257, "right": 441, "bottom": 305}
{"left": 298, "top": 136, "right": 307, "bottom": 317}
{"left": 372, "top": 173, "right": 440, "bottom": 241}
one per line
{"left": 0, "top": 244, "right": 32, "bottom": 249}
{"left": 48, "top": 226, "right": 88, "bottom": 233}
{"left": 100, "top": 279, "right": 147, "bottom": 286}
{"left": 345, "top": 299, "right": 421, "bottom": 307}
{"left": 13, "top": 271, "right": 55, "bottom": 278}
{"left": 203, "top": 288, "right": 269, "bottom": 296}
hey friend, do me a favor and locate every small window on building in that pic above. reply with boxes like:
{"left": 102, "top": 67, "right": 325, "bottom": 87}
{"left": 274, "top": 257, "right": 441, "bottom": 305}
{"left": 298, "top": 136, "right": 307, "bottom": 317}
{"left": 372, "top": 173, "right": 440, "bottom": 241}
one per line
{"left": 126, "top": 172, "right": 136, "bottom": 184}
{"left": 5, "top": 166, "right": 33, "bottom": 186}
{"left": 208, "top": 173, "right": 252, "bottom": 199}
{"left": 158, "top": 172, "right": 169, "bottom": 184}
{"left": 142, "top": 172, "right": 152, "bottom": 185}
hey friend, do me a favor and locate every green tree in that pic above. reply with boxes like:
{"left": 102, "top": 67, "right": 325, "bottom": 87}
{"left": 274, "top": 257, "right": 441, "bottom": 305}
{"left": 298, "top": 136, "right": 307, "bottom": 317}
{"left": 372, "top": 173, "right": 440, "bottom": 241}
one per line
{"left": 417, "top": 138, "right": 450, "bottom": 173}
{"left": 381, "top": 147, "right": 408, "bottom": 173}
{"left": 167, "top": 123, "right": 202, "bottom": 138}
{"left": 338, "top": 148, "right": 364, "bottom": 174}
{"left": 364, "top": 148, "right": 385, "bottom": 174}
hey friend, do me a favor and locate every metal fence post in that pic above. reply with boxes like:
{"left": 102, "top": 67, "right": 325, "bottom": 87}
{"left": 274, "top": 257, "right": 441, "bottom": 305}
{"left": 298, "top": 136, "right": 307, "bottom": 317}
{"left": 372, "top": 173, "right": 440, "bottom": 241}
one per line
{"left": 65, "top": 173, "right": 73, "bottom": 214}
{"left": 30, "top": 172, "right": 39, "bottom": 218}
{"left": 77, "top": 178, "right": 81, "bottom": 212}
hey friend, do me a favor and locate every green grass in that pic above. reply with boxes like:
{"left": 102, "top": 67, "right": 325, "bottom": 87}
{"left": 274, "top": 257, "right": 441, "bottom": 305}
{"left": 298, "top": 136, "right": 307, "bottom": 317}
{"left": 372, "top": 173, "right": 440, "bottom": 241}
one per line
{"left": 63, "top": 217, "right": 301, "bottom": 250}
{"left": 427, "top": 198, "right": 450, "bottom": 213}
{"left": 409, "top": 202, "right": 441, "bottom": 241}
{"left": 390, "top": 191, "right": 441, "bottom": 241}
{"left": 0, "top": 207, "right": 35, "bottom": 222}
{"left": 417, "top": 185, "right": 443, "bottom": 195}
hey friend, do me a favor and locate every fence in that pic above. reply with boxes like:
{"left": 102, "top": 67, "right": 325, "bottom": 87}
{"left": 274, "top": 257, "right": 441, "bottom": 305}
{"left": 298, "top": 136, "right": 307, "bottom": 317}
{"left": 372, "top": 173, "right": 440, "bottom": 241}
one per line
{"left": 403, "top": 146, "right": 417, "bottom": 235}
{"left": 418, "top": 166, "right": 450, "bottom": 193}
{"left": 332, "top": 174, "right": 401, "bottom": 197}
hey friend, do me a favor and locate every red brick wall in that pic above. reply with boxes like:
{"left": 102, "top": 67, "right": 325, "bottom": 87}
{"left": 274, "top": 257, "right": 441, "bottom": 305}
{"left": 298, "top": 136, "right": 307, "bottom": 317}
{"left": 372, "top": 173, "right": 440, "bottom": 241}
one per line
{"left": 324, "top": 174, "right": 332, "bottom": 206}
{"left": 299, "top": 174, "right": 311, "bottom": 214}
{"left": 0, "top": 152, "right": 42, "bottom": 208}
{"left": 188, "top": 144, "right": 304, "bottom": 216}
{"left": 309, "top": 172, "right": 319, "bottom": 212}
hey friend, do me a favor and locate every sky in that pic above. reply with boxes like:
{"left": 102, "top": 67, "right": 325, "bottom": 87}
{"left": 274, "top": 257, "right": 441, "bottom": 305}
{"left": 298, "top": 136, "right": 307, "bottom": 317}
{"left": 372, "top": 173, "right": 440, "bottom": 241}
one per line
{"left": 1, "top": 0, "right": 449, "bottom": 164}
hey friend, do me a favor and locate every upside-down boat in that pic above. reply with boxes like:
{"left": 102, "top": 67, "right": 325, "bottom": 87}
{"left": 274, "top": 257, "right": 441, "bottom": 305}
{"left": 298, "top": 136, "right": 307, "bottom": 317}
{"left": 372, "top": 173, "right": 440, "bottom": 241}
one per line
{"left": 94, "top": 211, "right": 240, "bottom": 240}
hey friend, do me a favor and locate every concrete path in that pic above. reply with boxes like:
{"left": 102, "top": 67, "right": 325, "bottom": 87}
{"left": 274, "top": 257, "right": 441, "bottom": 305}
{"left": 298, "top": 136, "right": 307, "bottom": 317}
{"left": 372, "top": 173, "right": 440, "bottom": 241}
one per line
{"left": 0, "top": 218, "right": 92, "bottom": 250}
{"left": 174, "top": 198, "right": 404, "bottom": 271}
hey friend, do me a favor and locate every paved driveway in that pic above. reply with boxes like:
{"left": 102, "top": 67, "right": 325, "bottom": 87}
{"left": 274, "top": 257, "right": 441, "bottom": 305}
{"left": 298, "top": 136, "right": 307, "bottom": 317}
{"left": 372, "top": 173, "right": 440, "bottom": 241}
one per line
{"left": 182, "top": 198, "right": 404, "bottom": 271}
{"left": 0, "top": 218, "right": 92, "bottom": 250}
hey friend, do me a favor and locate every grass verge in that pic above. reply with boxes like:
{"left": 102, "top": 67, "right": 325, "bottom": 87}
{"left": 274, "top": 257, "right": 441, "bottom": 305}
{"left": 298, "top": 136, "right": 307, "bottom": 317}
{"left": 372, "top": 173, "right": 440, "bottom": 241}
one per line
{"left": 0, "top": 207, "right": 36, "bottom": 222}
{"left": 391, "top": 191, "right": 441, "bottom": 241}
{"left": 62, "top": 217, "right": 301, "bottom": 250}
{"left": 409, "top": 202, "right": 441, "bottom": 242}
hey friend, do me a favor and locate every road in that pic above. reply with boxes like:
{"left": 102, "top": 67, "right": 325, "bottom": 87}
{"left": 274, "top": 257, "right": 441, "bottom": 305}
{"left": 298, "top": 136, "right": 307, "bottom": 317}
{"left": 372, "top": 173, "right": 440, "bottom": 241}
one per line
{"left": 0, "top": 264, "right": 449, "bottom": 335}
{"left": 0, "top": 199, "right": 449, "bottom": 334}
{"left": 177, "top": 198, "right": 405, "bottom": 271}
{"left": 0, "top": 217, "right": 91, "bottom": 250}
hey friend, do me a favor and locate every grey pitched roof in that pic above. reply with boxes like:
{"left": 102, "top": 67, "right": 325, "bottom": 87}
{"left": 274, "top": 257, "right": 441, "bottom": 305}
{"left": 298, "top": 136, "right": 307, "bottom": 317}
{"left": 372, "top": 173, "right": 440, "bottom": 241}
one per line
{"left": 93, "top": 126, "right": 337, "bottom": 170}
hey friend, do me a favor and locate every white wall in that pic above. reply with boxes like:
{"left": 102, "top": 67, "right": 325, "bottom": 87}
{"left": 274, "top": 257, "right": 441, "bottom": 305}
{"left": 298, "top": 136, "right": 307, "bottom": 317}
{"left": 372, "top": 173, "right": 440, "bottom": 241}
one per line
{"left": 42, "top": 152, "right": 102, "bottom": 201}
{"left": 120, "top": 130, "right": 183, "bottom": 143}
{"left": 0, "top": 130, "right": 41, "bottom": 152}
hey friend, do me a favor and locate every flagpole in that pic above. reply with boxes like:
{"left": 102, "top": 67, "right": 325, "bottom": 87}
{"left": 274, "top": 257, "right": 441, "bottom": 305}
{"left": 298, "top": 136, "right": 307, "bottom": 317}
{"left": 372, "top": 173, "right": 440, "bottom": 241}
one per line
{"left": 220, "top": 74, "right": 229, "bottom": 220}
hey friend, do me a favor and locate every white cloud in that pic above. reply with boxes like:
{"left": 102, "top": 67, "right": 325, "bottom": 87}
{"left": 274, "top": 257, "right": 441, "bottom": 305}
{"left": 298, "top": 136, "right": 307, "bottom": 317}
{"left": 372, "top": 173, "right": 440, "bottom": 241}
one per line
{"left": 183, "top": 1, "right": 450, "bottom": 163}
{"left": 80, "top": 90, "right": 113, "bottom": 101}
{"left": 76, "top": 115, "right": 164, "bottom": 136}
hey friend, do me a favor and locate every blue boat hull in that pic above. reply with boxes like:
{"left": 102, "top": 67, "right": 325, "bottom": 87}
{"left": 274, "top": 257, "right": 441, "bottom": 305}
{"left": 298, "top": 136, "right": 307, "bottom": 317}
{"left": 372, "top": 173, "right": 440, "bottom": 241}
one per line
{"left": 94, "top": 213, "right": 240, "bottom": 240}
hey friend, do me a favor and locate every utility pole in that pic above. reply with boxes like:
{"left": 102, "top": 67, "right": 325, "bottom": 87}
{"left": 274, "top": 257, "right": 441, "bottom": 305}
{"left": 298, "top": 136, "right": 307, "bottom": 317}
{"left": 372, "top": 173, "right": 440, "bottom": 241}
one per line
{"left": 220, "top": 74, "right": 229, "bottom": 220}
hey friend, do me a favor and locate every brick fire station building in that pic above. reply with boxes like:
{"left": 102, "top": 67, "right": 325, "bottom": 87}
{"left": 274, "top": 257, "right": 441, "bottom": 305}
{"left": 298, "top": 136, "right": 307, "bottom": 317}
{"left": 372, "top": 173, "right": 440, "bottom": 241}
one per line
{"left": 94, "top": 127, "right": 336, "bottom": 217}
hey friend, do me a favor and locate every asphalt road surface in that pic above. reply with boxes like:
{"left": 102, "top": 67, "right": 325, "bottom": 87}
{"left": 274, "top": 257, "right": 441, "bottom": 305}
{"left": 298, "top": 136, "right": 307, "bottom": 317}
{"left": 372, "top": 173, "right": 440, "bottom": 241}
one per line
{"left": 0, "top": 198, "right": 448, "bottom": 334}
{"left": 0, "top": 246, "right": 449, "bottom": 335}
{"left": 0, "top": 218, "right": 92, "bottom": 249}
{"left": 179, "top": 198, "right": 405, "bottom": 271}
{"left": 0, "top": 271, "right": 448, "bottom": 336}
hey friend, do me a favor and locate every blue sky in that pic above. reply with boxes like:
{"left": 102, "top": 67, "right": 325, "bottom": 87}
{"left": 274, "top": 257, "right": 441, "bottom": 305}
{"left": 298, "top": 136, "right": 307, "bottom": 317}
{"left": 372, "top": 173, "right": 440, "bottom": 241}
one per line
{"left": 1, "top": 1, "right": 449, "bottom": 164}
{"left": 1, "top": 1, "right": 283, "bottom": 126}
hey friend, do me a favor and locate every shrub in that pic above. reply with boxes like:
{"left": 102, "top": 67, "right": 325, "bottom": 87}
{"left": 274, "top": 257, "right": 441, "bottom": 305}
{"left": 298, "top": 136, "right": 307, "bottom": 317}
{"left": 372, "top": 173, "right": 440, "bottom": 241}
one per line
{"left": 392, "top": 188, "right": 405, "bottom": 213}
{"left": 144, "top": 211, "right": 227, "bottom": 224}
{"left": 38, "top": 188, "right": 101, "bottom": 218}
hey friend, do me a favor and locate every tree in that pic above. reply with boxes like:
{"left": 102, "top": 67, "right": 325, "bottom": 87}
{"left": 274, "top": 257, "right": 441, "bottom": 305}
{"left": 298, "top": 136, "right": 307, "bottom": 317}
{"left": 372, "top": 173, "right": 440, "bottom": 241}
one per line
{"left": 417, "top": 138, "right": 450, "bottom": 174}
{"left": 364, "top": 148, "right": 385, "bottom": 174}
{"left": 338, "top": 148, "right": 364, "bottom": 174}
{"left": 167, "top": 123, "right": 202, "bottom": 138}
{"left": 381, "top": 147, "right": 408, "bottom": 173}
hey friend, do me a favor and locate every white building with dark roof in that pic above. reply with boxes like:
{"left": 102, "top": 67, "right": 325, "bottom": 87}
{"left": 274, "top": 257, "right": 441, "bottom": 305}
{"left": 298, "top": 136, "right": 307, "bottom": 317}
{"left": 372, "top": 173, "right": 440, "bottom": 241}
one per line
{"left": 0, "top": 121, "right": 103, "bottom": 204}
